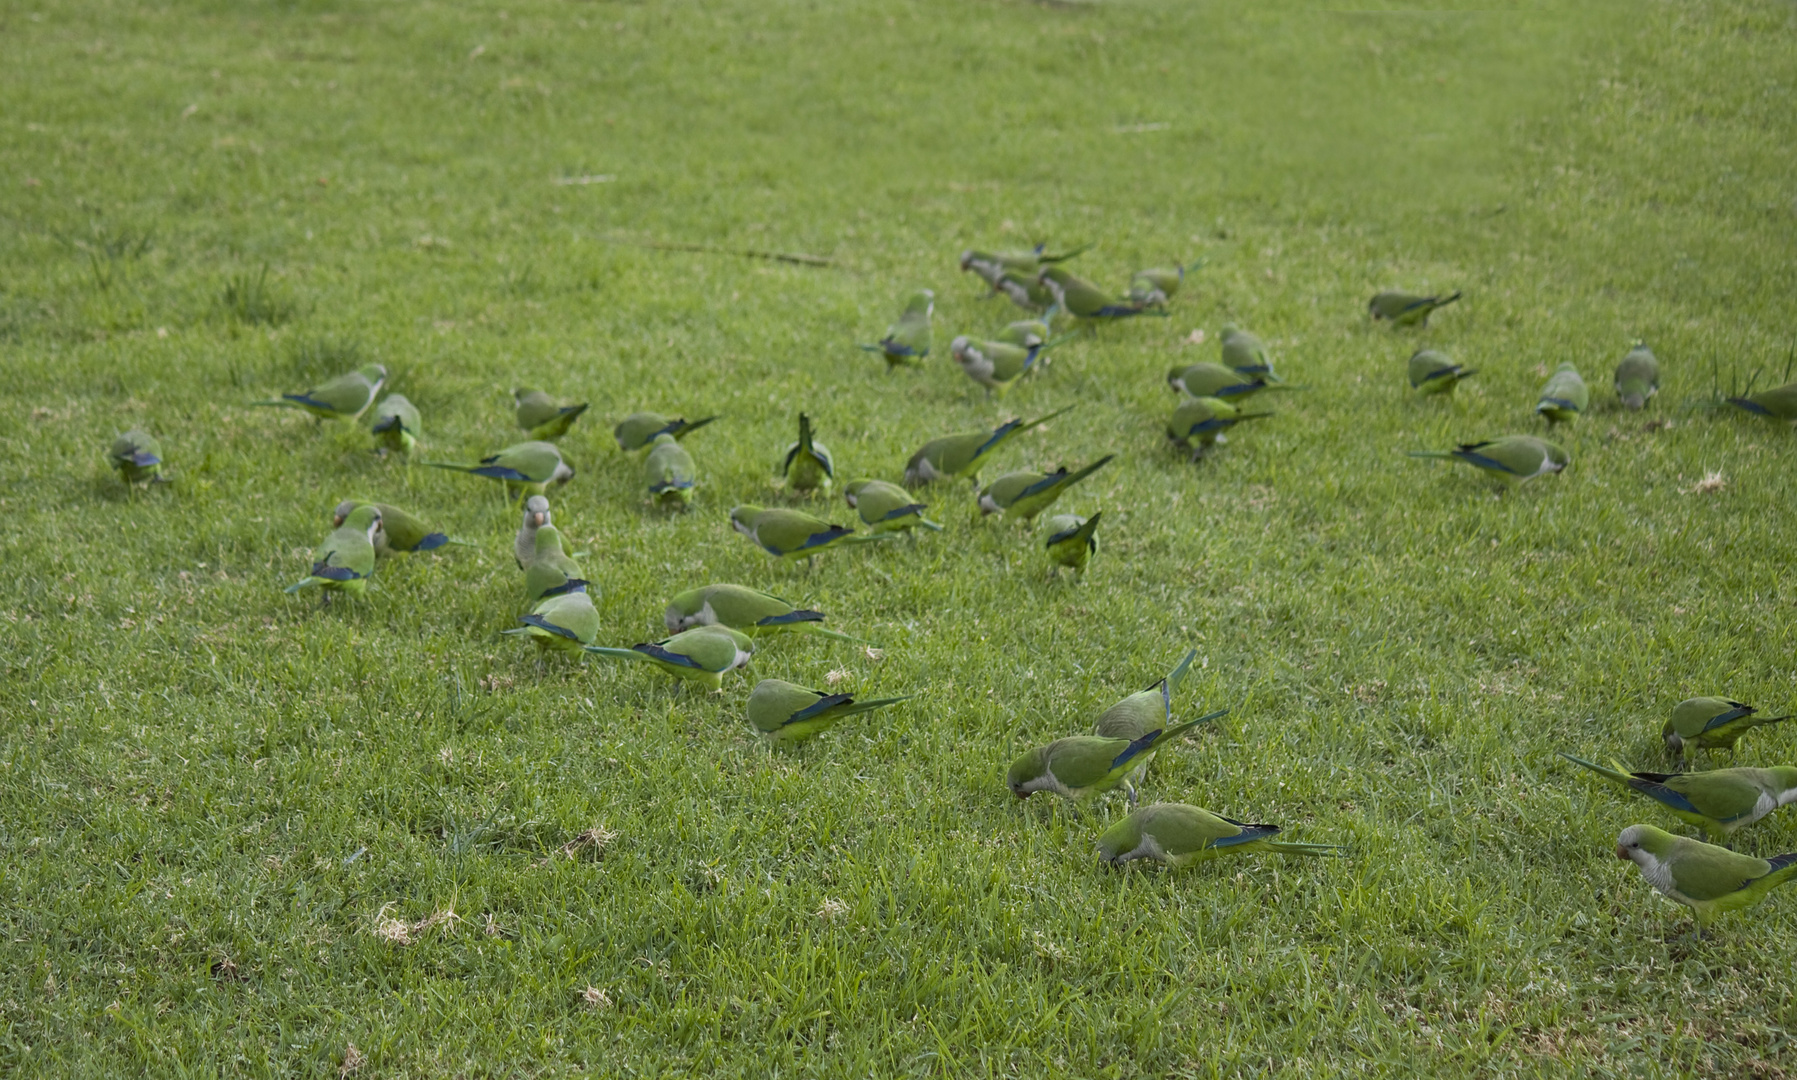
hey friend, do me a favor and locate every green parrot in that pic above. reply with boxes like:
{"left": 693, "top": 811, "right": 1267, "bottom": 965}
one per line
{"left": 504, "top": 584, "right": 600, "bottom": 656}
{"left": 1127, "top": 267, "right": 1185, "bottom": 309}
{"left": 613, "top": 412, "right": 719, "bottom": 453}
{"left": 426, "top": 440, "right": 573, "bottom": 500}
{"left": 903, "top": 404, "right": 1076, "bottom": 487}
{"left": 992, "top": 268, "right": 1058, "bottom": 314}
{"left": 254, "top": 364, "right": 387, "bottom": 421}
{"left": 516, "top": 496, "right": 586, "bottom": 602}
{"left": 996, "top": 319, "right": 1053, "bottom": 349}
{"left": 514, "top": 388, "right": 589, "bottom": 440}
{"left": 1219, "top": 325, "right": 1277, "bottom": 379}
{"left": 585, "top": 625, "right": 755, "bottom": 690}
{"left": 1559, "top": 754, "right": 1797, "bottom": 844}
{"left": 1369, "top": 290, "right": 1462, "bottom": 327}
{"left": 1005, "top": 711, "right": 1224, "bottom": 807}
{"left": 1043, "top": 512, "right": 1101, "bottom": 575}
{"left": 958, "top": 243, "right": 1091, "bottom": 287}
{"left": 1166, "top": 397, "right": 1270, "bottom": 461}
{"left": 1408, "top": 350, "right": 1477, "bottom": 396}
{"left": 368, "top": 394, "right": 420, "bottom": 457}
{"left": 844, "top": 479, "right": 942, "bottom": 534}
{"left": 1165, "top": 362, "right": 1278, "bottom": 402}
{"left": 746, "top": 678, "right": 909, "bottom": 745}
{"left": 978, "top": 454, "right": 1115, "bottom": 522}
{"left": 860, "top": 290, "right": 934, "bottom": 369}
{"left": 1536, "top": 363, "right": 1589, "bottom": 425}
{"left": 1663, "top": 697, "right": 1791, "bottom": 760}
{"left": 1726, "top": 379, "right": 1797, "bottom": 427}
{"left": 1407, "top": 435, "right": 1568, "bottom": 485}
{"left": 663, "top": 583, "right": 865, "bottom": 642}
{"left": 332, "top": 500, "right": 450, "bottom": 556}
{"left": 108, "top": 430, "right": 165, "bottom": 486}
{"left": 950, "top": 336, "right": 1042, "bottom": 398}
{"left": 1037, "top": 266, "right": 1155, "bottom": 321}
{"left": 1091, "top": 650, "right": 1205, "bottom": 789}
{"left": 1098, "top": 803, "right": 1345, "bottom": 868}
{"left": 645, "top": 433, "right": 697, "bottom": 510}
{"left": 781, "top": 414, "right": 834, "bottom": 495}
{"left": 1614, "top": 344, "right": 1660, "bottom": 411}
{"left": 285, "top": 504, "right": 379, "bottom": 602}
{"left": 514, "top": 495, "right": 575, "bottom": 568}
{"left": 1615, "top": 824, "right": 1797, "bottom": 936}
{"left": 729, "top": 505, "right": 894, "bottom": 562}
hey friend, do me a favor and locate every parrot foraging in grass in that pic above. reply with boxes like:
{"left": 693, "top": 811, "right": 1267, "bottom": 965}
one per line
{"left": 254, "top": 364, "right": 387, "bottom": 421}
{"left": 515, "top": 496, "right": 586, "bottom": 602}
{"left": 746, "top": 678, "right": 909, "bottom": 745}
{"left": 645, "top": 433, "right": 697, "bottom": 510}
{"left": 1165, "top": 362, "right": 1279, "bottom": 402}
{"left": 1037, "top": 266, "right": 1156, "bottom": 321}
{"left": 1663, "top": 697, "right": 1792, "bottom": 760}
{"left": 1407, "top": 435, "right": 1568, "bottom": 486}
{"left": 860, "top": 290, "right": 934, "bottom": 369}
{"left": 1128, "top": 267, "right": 1186, "bottom": 309}
{"left": 1091, "top": 650, "right": 1206, "bottom": 789}
{"left": 663, "top": 583, "right": 866, "bottom": 642}
{"left": 951, "top": 337, "right": 1042, "bottom": 399}
{"left": 1220, "top": 325, "right": 1277, "bottom": 379}
{"left": 514, "top": 389, "right": 589, "bottom": 440}
{"left": 996, "top": 319, "right": 1053, "bottom": 349}
{"left": 1726, "top": 379, "right": 1797, "bottom": 427}
{"left": 426, "top": 440, "right": 573, "bottom": 500}
{"left": 504, "top": 584, "right": 600, "bottom": 656}
{"left": 585, "top": 625, "right": 754, "bottom": 690}
{"left": 332, "top": 500, "right": 451, "bottom": 556}
{"left": 1536, "top": 363, "right": 1589, "bottom": 425}
{"left": 1043, "top": 512, "right": 1101, "bottom": 575}
{"left": 729, "top": 505, "right": 895, "bottom": 563}
{"left": 285, "top": 504, "right": 379, "bottom": 602}
{"left": 978, "top": 454, "right": 1115, "bottom": 522}
{"left": 992, "top": 268, "right": 1058, "bottom": 314}
{"left": 369, "top": 394, "right": 420, "bottom": 457}
{"left": 108, "top": 430, "right": 165, "bottom": 486}
{"left": 1166, "top": 397, "right": 1270, "bottom": 461}
{"left": 1006, "top": 711, "right": 1224, "bottom": 807}
{"left": 781, "top": 414, "right": 834, "bottom": 495}
{"left": 613, "top": 412, "right": 719, "bottom": 452}
{"left": 1559, "top": 754, "right": 1797, "bottom": 844}
{"left": 1369, "top": 290, "right": 1462, "bottom": 327}
{"left": 1615, "top": 823, "right": 1797, "bottom": 936}
{"left": 903, "top": 405, "right": 1076, "bottom": 487}
{"left": 959, "top": 243, "right": 1091, "bottom": 288}
{"left": 1614, "top": 344, "right": 1660, "bottom": 411}
{"left": 1098, "top": 803, "right": 1345, "bottom": 868}
{"left": 514, "top": 495, "right": 575, "bottom": 568}
{"left": 844, "top": 479, "right": 942, "bottom": 534}
{"left": 1408, "top": 350, "right": 1477, "bottom": 396}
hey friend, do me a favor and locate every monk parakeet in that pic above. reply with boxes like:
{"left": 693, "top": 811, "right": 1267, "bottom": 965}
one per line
{"left": 332, "top": 500, "right": 450, "bottom": 556}
{"left": 108, "top": 430, "right": 165, "bottom": 485}
{"left": 996, "top": 319, "right": 1053, "bottom": 349}
{"left": 1166, "top": 397, "right": 1270, "bottom": 461}
{"left": 427, "top": 440, "right": 573, "bottom": 500}
{"left": 951, "top": 337, "right": 1041, "bottom": 398}
{"left": 844, "top": 479, "right": 942, "bottom": 533}
{"left": 1407, "top": 435, "right": 1568, "bottom": 485}
{"left": 1043, "top": 512, "right": 1100, "bottom": 575}
{"left": 1037, "top": 266, "right": 1154, "bottom": 321}
{"left": 729, "top": 505, "right": 894, "bottom": 562}
{"left": 1165, "top": 362, "right": 1276, "bottom": 402}
{"left": 369, "top": 394, "right": 420, "bottom": 457}
{"left": 1091, "top": 650, "right": 1208, "bottom": 789}
{"left": 781, "top": 414, "right": 833, "bottom": 495}
{"left": 992, "top": 268, "right": 1058, "bottom": 314}
{"left": 1536, "top": 363, "right": 1589, "bottom": 425}
{"left": 664, "top": 583, "right": 865, "bottom": 642}
{"left": 1220, "top": 325, "right": 1276, "bottom": 379}
{"left": 1005, "top": 712, "right": 1221, "bottom": 807}
{"left": 1615, "top": 824, "right": 1797, "bottom": 935}
{"left": 254, "top": 364, "right": 386, "bottom": 421}
{"left": 1726, "top": 380, "right": 1797, "bottom": 427}
{"left": 514, "top": 389, "right": 589, "bottom": 440}
{"left": 1560, "top": 754, "right": 1797, "bottom": 843}
{"left": 1369, "top": 290, "right": 1461, "bottom": 327}
{"left": 515, "top": 497, "right": 586, "bottom": 602}
{"left": 1408, "top": 350, "right": 1477, "bottom": 396}
{"left": 585, "top": 625, "right": 754, "bottom": 690}
{"left": 903, "top": 405, "right": 1076, "bottom": 487}
{"left": 645, "top": 433, "right": 696, "bottom": 509}
{"left": 514, "top": 495, "right": 575, "bottom": 569}
{"left": 1663, "top": 697, "right": 1791, "bottom": 760}
{"left": 746, "top": 678, "right": 909, "bottom": 745}
{"left": 504, "top": 584, "right": 600, "bottom": 655}
{"left": 958, "top": 243, "right": 1090, "bottom": 287}
{"left": 1614, "top": 344, "right": 1660, "bottom": 411}
{"left": 1127, "top": 267, "right": 1185, "bottom": 309}
{"left": 860, "top": 290, "right": 933, "bottom": 369}
{"left": 1098, "top": 803, "right": 1344, "bottom": 868}
{"left": 978, "top": 454, "right": 1115, "bottom": 522}
{"left": 613, "top": 412, "right": 719, "bottom": 452}
{"left": 285, "top": 504, "right": 379, "bottom": 602}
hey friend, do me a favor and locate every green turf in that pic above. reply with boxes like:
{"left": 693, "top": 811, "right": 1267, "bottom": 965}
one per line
{"left": 4, "top": 0, "right": 1796, "bottom": 1075}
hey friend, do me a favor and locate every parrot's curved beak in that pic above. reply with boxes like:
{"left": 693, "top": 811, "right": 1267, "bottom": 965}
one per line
{"left": 1614, "top": 844, "right": 1631, "bottom": 862}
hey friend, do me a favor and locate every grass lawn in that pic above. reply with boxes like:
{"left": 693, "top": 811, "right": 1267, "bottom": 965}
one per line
{"left": 4, "top": 0, "right": 1797, "bottom": 1075}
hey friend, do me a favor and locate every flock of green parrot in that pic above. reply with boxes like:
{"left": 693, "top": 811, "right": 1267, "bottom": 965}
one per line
{"left": 99, "top": 241, "right": 1797, "bottom": 939}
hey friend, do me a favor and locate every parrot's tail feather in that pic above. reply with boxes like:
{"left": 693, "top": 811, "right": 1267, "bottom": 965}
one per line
{"left": 857, "top": 344, "right": 886, "bottom": 353}
{"left": 916, "top": 517, "right": 945, "bottom": 531}
{"left": 1165, "top": 649, "right": 1198, "bottom": 694}
{"left": 840, "top": 695, "right": 911, "bottom": 716}
{"left": 1436, "top": 291, "right": 1464, "bottom": 308}
{"left": 1267, "top": 842, "right": 1349, "bottom": 857}
{"left": 283, "top": 578, "right": 316, "bottom": 593}
{"left": 251, "top": 399, "right": 297, "bottom": 409}
{"left": 1040, "top": 242, "right": 1094, "bottom": 263}
{"left": 1407, "top": 450, "right": 1454, "bottom": 460}
{"left": 1187, "top": 707, "right": 1229, "bottom": 727}
{"left": 423, "top": 461, "right": 475, "bottom": 472}
{"left": 583, "top": 647, "right": 646, "bottom": 661}
{"left": 1557, "top": 752, "right": 1634, "bottom": 785}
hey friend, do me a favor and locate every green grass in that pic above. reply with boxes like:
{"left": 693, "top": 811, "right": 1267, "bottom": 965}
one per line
{"left": 4, "top": 0, "right": 1797, "bottom": 1075}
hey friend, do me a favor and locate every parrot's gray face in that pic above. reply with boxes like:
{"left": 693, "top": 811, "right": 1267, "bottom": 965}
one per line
{"left": 958, "top": 250, "right": 975, "bottom": 271}
{"left": 843, "top": 491, "right": 859, "bottom": 508}
{"left": 730, "top": 516, "right": 755, "bottom": 539}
